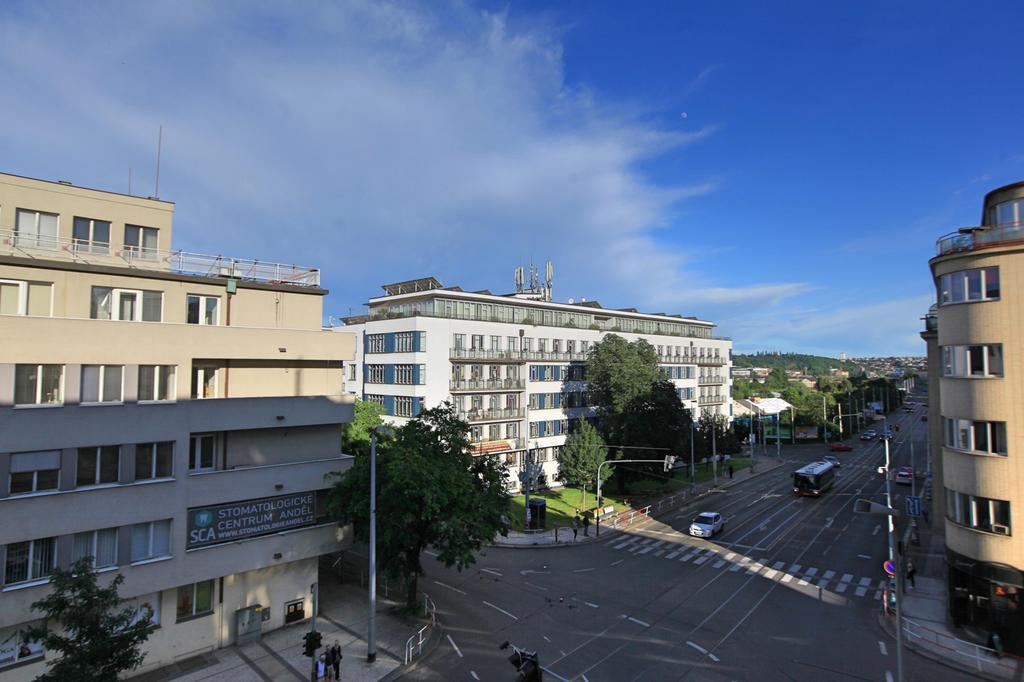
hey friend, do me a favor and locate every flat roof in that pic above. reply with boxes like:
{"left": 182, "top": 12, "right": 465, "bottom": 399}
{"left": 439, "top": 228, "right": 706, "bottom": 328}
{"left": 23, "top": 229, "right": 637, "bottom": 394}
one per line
{"left": 0, "top": 170, "right": 175, "bottom": 205}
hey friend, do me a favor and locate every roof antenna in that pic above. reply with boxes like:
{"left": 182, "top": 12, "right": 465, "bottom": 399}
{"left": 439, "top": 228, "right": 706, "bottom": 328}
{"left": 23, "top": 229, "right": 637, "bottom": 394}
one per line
{"left": 154, "top": 125, "right": 163, "bottom": 198}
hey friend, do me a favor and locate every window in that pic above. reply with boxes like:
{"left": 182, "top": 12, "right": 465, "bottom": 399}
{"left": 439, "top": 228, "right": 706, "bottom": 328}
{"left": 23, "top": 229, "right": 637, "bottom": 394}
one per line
{"left": 471, "top": 335, "right": 484, "bottom": 350}
{"left": 0, "top": 279, "right": 51, "bottom": 316}
{"left": 189, "top": 434, "right": 217, "bottom": 472}
{"left": 76, "top": 446, "right": 120, "bottom": 486}
{"left": 72, "top": 528, "right": 118, "bottom": 569}
{"left": 395, "top": 396, "right": 414, "bottom": 417}
{"left": 90, "top": 287, "right": 162, "bottom": 322}
{"left": 3, "top": 537, "right": 56, "bottom": 585}
{"left": 14, "top": 364, "right": 63, "bottom": 406}
{"left": 491, "top": 335, "right": 501, "bottom": 351}
{"left": 367, "top": 334, "right": 385, "bottom": 353}
{"left": 14, "top": 209, "right": 58, "bottom": 249}
{"left": 177, "top": 580, "right": 215, "bottom": 621}
{"left": 186, "top": 295, "right": 219, "bottom": 325}
{"left": 81, "top": 365, "right": 124, "bottom": 403}
{"left": 506, "top": 422, "right": 519, "bottom": 438}
{"left": 395, "top": 364, "right": 413, "bottom": 384}
{"left": 939, "top": 267, "right": 999, "bottom": 305}
{"left": 365, "top": 394, "right": 385, "bottom": 407}
{"left": 489, "top": 424, "right": 501, "bottom": 440}
{"left": 131, "top": 520, "right": 171, "bottom": 562}
{"left": 453, "top": 334, "right": 465, "bottom": 350}
{"left": 191, "top": 366, "right": 218, "bottom": 399}
{"left": 124, "top": 224, "right": 159, "bottom": 259}
{"left": 395, "top": 332, "right": 414, "bottom": 352}
{"left": 9, "top": 451, "right": 60, "bottom": 495}
{"left": 943, "top": 417, "right": 1008, "bottom": 456}
{"left": 989, "top": 198, "right": 1024, "bottom": 226}
{"left": 72, "top": 217, "right": 111, "bottom": 254}
{"left": 0, "top": 625, "right": 43, "bottom": 668}
{"left": 945, "top": 489, "right": 1011, "bottom": 534}
{"left": 508, "top": 336, "right": 519, "bottom": 352}
{"left": 135, "top": 442, "right": 174, "bottom": 480}
{"left": 366, "top": 365, "right": 385, "bottom": 384}
{"left": 348, "top": 364, "right": 356, "bottom": 381}
{"left": 942, "top": 344, "right": 1003, "bottom": 378}
{"left": 139, "top": 365, "right": 175, "bottom": 401}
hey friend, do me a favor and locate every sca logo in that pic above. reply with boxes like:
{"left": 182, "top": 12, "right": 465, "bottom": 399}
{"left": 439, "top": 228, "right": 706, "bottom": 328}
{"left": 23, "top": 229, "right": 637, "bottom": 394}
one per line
{"left": 190, "top": 509, "right": 217, "bottom": 544}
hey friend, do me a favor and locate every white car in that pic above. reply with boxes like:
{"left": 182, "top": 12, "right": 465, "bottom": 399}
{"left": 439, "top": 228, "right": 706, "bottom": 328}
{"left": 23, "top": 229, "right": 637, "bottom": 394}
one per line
{"left": 689, "top": 512, "right": 724, "bottom": 538}
{"left": 823, "top": 455, "right": 842, "bottom": 468}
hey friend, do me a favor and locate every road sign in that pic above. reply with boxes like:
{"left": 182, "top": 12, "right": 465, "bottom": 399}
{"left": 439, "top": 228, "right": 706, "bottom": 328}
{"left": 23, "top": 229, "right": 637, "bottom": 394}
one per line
{"left": 906, "top": 495, "right": 922, "bottom": 517}
{"left": 883, "top": 560, "right": 895, "bottom": 576}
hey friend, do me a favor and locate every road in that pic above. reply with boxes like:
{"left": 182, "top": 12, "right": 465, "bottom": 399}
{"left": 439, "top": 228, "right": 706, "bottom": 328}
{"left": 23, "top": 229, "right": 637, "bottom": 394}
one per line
{"left": 409, "top": 395, "right": 972, "bottom": 681}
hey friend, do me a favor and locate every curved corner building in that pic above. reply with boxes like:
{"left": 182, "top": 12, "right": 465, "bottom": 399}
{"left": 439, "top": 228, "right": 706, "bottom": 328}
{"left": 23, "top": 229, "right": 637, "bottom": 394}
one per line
{"left": 926, "top": 181, "right": 1024, "bottom": 652}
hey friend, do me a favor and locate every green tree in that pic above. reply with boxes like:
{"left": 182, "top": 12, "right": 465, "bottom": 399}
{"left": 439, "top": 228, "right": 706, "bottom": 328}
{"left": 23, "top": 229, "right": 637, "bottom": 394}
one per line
{"left": 612, "top": 381, "right": 692, "bottom": 492}
{"left": 341, "top": 398, "right": 386, "bottom": 457}
{"left": 557, "top": 419, "right": 609, "bottom": 509}
{"left": 22, "top": 557, "right": 153, "bottom": 681}
{"left": 585, "top": 334, "right": 662, "bottom": 448}
{"left": 326, "top": 402, "right": 509, "bottom": 609}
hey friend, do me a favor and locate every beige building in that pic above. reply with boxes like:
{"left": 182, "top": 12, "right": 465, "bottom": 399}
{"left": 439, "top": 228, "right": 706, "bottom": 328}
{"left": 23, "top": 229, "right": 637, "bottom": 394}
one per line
{"left": 925, "top": 180, "right": 1024, "bottom": 653}
{"left": 0, "top": 172, "right": 355, "bottom": 677}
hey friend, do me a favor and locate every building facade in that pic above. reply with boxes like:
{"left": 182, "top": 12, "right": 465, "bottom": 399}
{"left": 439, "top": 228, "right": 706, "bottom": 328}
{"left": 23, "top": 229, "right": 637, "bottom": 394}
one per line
{"left": 926, "top": 181, "right": 1024, "bottom": 652}
{"left": 0, "top": 172, "right": 355, "bottom": 678}
{"left": 338, "top": 276, "right": 732, "bottom": 490}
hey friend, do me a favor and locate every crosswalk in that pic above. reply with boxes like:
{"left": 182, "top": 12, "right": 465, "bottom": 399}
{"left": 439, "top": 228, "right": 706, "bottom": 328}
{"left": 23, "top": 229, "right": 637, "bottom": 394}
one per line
{"left": 607, "top": 535, "right": 889, "bottom": 601}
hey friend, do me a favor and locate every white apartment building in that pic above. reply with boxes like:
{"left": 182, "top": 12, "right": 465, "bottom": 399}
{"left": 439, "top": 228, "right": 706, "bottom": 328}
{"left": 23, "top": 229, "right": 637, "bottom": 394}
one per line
{"left": 0, "top": 172, "right": 355, "bottom": 678}
{"left": 338, "top": 275, "right": 732, "bottom": 490}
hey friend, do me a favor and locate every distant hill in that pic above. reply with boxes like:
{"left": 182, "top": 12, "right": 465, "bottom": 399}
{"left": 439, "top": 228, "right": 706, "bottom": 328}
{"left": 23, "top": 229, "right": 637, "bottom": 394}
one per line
{"left": 733, "top": 352, "right": 858, "bottom": 377}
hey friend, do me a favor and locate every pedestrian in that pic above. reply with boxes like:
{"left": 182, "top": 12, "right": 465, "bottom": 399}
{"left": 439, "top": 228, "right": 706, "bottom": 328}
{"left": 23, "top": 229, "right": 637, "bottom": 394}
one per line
{"left": 324, "top": 645, "right": 336, "bottom": 681}
{"left": 331, "top": 640, "right": 342, "bottom": 680}
{"left": 316, "top": 653, "right": 328, "bottom": 681}
{"left": 922, "top": 505, "right": 929, "bottom": 524}
{"left": 906, "top": 558, "right": 916, "bottom": 589}
{"left": 728, "top": 465, "right": 734, "bottom": 479}
{"left": 572, "top": 515, "right": 580, "bottom": 541}
{"left": 582, "top": 513, "right": 591, "bottom": 537}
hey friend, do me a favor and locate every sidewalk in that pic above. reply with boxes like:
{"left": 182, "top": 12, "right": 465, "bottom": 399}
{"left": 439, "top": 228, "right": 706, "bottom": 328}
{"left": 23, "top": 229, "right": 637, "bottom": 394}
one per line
{"left": 879, "top": 513, "right": 1024, "bottom": 680}
{"left": 494, "top": 456, "right": 787, "bottom": 547}
{"left": 134, "top": 581, "right": 419, "bottom": 682}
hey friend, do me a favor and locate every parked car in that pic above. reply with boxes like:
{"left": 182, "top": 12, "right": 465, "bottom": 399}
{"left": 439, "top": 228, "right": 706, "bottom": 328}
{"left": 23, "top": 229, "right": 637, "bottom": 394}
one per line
{"left": 829, "top": 442, "right": 852, "bottom": 452}
{"left": 824, "top": 455, "right": 842, "bottom": 468}
{"left": 894, "top": 467, "right": 913, "bottom": 485}
{"left": 861, "top": 429, "right": 877, "bottom": 441}
{"left": 689, "top": 512, "right": 724, "bottom": 538}
{"left": 921, "top": 415, "right": 928, "bottom": 422}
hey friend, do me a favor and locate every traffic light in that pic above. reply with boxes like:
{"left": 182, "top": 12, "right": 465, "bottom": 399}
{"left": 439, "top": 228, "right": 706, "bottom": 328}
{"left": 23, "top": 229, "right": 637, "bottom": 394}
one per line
{"left": 500, "top": 641, "right": 542, "bottom": 681}
{"left": 302, "top": 630, "right": 322, "bottom": 657}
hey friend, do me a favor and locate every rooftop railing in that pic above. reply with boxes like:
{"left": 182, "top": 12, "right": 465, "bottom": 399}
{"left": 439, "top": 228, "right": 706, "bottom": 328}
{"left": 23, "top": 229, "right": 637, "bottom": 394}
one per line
{"left": 0, "top": 230, "right": 321, "bottom": 287}
{"left": 936, "top": 222, "right": 1024, "bottom": 257}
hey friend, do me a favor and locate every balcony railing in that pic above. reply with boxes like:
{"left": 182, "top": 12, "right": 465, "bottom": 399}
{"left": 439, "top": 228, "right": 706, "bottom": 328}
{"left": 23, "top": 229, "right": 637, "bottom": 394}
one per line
{"left": 450, "top": 348, "right": 591, "bottom": 362}
{"left": 696, "top": 356, "right": 726, "bottom": 366}
{"left": 450, "top": 379, "right": 525, "bottom": 392}
{"left": 698, "top": 395, "right": 725, "bottom": 405}
{"left": 0, "top": 230, "right": 320, "bottom": 287}
{"left": 698, "top": 375, "right": 723, "bottom": 385}
{"left": 936, "top": 223, "right": 1024, "bottom": 257}
{"left": 458, "top": 407, "right": 526, "bottom": 422}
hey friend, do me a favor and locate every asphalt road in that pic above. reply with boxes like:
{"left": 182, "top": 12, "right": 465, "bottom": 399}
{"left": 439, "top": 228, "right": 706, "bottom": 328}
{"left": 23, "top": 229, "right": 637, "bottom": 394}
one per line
{"left": 409, "top": 394, "right": 974, "bottom": 681}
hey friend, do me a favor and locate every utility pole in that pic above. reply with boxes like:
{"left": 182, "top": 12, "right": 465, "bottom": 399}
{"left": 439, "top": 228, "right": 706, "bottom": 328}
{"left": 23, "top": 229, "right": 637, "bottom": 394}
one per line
{"left": 711, "top": 413, "right": 718, "bottom": 484}
{"left": 310, "top": 583, "right": 319, "bottom": 681}
{"left": 884, "top": 435, "right": 905, "bottom": 682}
{"left": 523, "top": 446, "right": 532, "bottom": 529}
{"left": 689, "top": 412, "right": 696, "bottom": 494}
{"left": 823, "top": 395, "right": 828, "bottom": 445}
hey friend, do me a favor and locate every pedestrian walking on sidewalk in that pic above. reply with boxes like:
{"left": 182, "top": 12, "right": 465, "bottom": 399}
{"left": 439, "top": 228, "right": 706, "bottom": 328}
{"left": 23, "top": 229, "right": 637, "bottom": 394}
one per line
{"left": 728, "top": 465, "right": 734, "bottom": 479}
{"left": 906, "top": 559, "right": 916, "bottom": 589}
{"left": 316, "top": 654, "right": 328, "bottom": 681}
{"left": 572, "top": 515, "right": 580, "bottom": 541}
{"left": 582, "top": 513, "right": 591, "bottom": 537}
{"left": 330, "top": 640, "right": 342, "bottom": 680}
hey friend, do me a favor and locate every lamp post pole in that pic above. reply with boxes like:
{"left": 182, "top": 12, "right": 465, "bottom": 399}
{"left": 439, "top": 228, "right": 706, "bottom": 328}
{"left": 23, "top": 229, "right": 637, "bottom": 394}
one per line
{"left": 689, "top": 413, "right": 696, "bottom": 495}
{"left": 368, "top": 425, "right": 382, "bottom": 663}
{"left": 884, "top": 435, "right": 905, "bottom": 682}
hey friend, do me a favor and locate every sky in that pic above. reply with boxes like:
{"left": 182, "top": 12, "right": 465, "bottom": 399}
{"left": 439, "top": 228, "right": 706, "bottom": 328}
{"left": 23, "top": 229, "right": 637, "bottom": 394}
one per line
{"left": 2, "top": 1, "right": 1022, "bottom": 356}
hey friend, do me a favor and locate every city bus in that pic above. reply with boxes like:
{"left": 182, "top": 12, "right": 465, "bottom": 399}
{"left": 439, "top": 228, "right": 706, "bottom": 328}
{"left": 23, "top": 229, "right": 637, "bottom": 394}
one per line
{"left": 793, "top": 461, "right": 836, "bottom": 497}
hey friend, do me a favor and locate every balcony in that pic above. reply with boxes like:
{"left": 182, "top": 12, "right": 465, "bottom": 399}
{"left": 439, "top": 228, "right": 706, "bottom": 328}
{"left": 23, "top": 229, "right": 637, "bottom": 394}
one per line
{"left": 470, "top": 437, "right": 526, "bottom": 454}
{"left": 450, "top": 379, "right": 525, "bottom": 392}
{"left": 935, "top": 223, "right": 1024, "bottom": 257}
{"left": 698, "top": 395, "right": 725, "bottom": 406}
{"left": 698, "top": 375, "right": 723, "bottom": 385}
{"left": 0, "top": 230, "right": 320, "bottom": 287}
{"left": 696, "top": 356, "right": 726, "bottom": 367}
{"left": 450, "top": 348, "right": 523, "bottom": 362}
{"left": 458, "top": 407, "right": 526, "bottom": 423}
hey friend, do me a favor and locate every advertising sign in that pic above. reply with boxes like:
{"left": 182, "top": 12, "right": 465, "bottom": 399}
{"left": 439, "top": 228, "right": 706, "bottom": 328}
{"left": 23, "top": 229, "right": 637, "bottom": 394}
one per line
{"left": 187, "top": 492, "right": 316, "bottom": 549}
{"left": 794, "top": 426, "right": 819, "bottom": 440}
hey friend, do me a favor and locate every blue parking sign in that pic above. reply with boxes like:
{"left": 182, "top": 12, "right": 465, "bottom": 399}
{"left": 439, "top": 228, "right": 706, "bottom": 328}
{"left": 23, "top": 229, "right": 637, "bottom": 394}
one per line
{"left": 906, "top": 495, "right": 922, "bottom": 517}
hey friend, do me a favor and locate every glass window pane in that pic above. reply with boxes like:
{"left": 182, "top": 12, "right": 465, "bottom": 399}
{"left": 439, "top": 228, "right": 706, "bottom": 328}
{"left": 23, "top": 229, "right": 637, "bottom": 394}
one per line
{"left": 72, "top": 532, "right": 93, "bottom": 562}
{"left": 996, "top": 202, "right": 1016, "bottom": 226}
{"left": 131, "top": 524, "right": 149, "bottom": 562}
{"left": 135, "top": 445, "right": 154, "bottom": 480}
{"left": 186, "top": 296, "right": 200, "bottom": 324}
{"left": 4, "top": 541, "right": 29, "bottom": 584}
{"left": 968, "top": 346, "right": 985, "bottom": 376}
{"left": 124, "top": 225, "right": 139, "bottom": 248}
{"left": 141, "top": 227, "right": 158, "bottom": 251}
{"left": 994, "top": 500, "right": 1011, "bottom": 527}
{"left": 142, "top": 291, "right": 162, "bottom": 322}
{"left": 159, "top": 366, "right": 174, "bottom": 400}
{"left": 81, "top": 365, "right": 101, "bottom": 402}
{"left": 90, "top": 287, "right": 112, "bottom": 320}
{"left": 31, "top": 538, "right": 55, "bottom": 579}
{"left": 99, "top": 446, "right": 119, "bottom": 483}
{"left": 992, "top": 422, "right": 1008, "bottom": 455}
{"left": 152, "top": 520, "right": 170, "bottom": 557}
{"left": 204, "top": 298, "right": 218, "bottom": 325}
{"left": 10, "top": 472, "right": 34, "bottom": 495}
{"left": 195, "top": 580, "right": 213, "bottom": 613}
{"left": 102, "top": 366, "right": 122, "bottom": 402}
{"left": 176, "top": 585, "right": 195, "bottom": 618}
{"left": 138, "top": 366, "right": 156, "bottom": 401}
{"left": 988, "top": 346, "right": 1004, "bottom": 376}
{"left": 40, "top": 365, "right": 62, "bottom": 404}
{"left": 966, "top": 270, "right": 983, "bottom": 300}
{"left": 93, "top": 221, "right": 110, "bottom": 248}
{"left": 37, "top": 213, "right": 58, "bottom": 248}
{"left": 14, "top": 364, "right": 37, "bottom": 405}
{"left": 0, "top": 281, "right": 21, "bottom": 315}
{"left": 985, "top": 267, "right": 1000, "bottom": 298}
{"left": 96, "top": 528, "right": 117, "bottom": 567}
{"left": 155, "top": 442, "right": 173, "bottom": 477}
{"left": 77, "top": 448, "right": 98, "bottom": 486}
{"left": 973, "top": 422, "right": 989, "bottom": 452}
{"left": 118, "top": 291, "right": 138, "bottom": 321}
{"left": 951, "top": 273, "right": 965, "bottom": 302}
{"left": 72, "top": 217, "right": 90, "bottom": 244}
{"left": 36, "top": 468, "right": 58, "bottom": 491}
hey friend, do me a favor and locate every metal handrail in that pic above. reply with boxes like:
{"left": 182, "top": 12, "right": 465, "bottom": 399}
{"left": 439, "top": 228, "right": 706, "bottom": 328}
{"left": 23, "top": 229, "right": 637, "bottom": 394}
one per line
{"left": 450, "top": 378, "right": 525, "bottom": 391}
{"left": 0, "top": 229, "right": 320, "bottom": 287}
{"left": 900, "top": 616, "right": 1023, "bottom": 674}
{"left": 404, "top": 593, "right": 437, "bottom": 665}
{"left": 936, "top": 223, "right": 1024, "bottom": 256}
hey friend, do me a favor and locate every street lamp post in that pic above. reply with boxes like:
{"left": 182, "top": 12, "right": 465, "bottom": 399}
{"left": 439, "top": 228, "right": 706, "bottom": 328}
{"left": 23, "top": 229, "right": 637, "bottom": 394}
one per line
{"left": 689, "top": 412, "right": 696, "bottom": 495}
{"left": 883, "top": 434, "right": 906, "bottom": 682}
{"left": 368, "top": 424, "right": 389, "bottom": 663}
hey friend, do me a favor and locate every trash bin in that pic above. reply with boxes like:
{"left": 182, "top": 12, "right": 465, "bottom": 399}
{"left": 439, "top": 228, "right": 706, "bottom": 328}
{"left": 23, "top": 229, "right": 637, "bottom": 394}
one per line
{"left": 527, "top": 499, "right": 547, "bottom": 530}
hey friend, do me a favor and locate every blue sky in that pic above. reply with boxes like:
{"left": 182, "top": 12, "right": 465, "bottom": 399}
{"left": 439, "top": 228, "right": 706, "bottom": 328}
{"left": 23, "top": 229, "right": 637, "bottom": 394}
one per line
{"left": 2, "top": 1, "right": 1021, "bottom": 356}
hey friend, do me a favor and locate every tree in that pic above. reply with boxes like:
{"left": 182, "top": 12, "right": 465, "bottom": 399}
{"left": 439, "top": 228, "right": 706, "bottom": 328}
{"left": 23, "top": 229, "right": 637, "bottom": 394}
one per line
{"left": 585, "top": 334, "right": 662, "bottom": 447}
{"left": 326, "top": 402, "right": 509, "bottom": 609}
{"left": 340, "top": 398, "right": 386, "bottom": 457}
{"left": 22, "top": 557, "right": 153, "bottom": 681}
{"left": 557, "top": 419, "right": 609, "bottom": 509}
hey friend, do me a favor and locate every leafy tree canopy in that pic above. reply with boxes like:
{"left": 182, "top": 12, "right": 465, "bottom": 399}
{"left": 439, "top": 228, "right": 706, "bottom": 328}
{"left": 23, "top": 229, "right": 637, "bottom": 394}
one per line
{"left": 585, "top": 334, "right": 662, "bottom": 444}
{"left": 341, "top": 398, "right": 386, "bottom": 457}
{"left": 22, "top": 557, "right": 153, "bottom": 682}
{"left": 327, "top": 402, "right": 509, "bottom": 609}
{"left": 557, "top": 418, "right": 609, "bottom": 489}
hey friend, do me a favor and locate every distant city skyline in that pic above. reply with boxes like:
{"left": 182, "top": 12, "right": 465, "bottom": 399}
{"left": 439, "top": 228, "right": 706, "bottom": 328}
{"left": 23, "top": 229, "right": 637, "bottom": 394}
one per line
{"left": 2, "top": 1, "right": 1021, "bottom": 355}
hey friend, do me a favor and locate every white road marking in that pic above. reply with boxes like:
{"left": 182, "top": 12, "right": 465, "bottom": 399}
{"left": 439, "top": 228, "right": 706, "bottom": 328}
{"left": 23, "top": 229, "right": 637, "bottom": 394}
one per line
{"left": 694, "top": 556, "right": 708, "bottom": 565}
{"left": 543, "top": 635, "right": 551, "bottom": 642}
{"left": 581, "top": 676, "right": 589, "bottom": 682}
{"left": 709, "top": 653, "right": 720, "bottom": 662}
{"left": 726, "top": 552, "right": 738, "bottom": 561}
{"left": 638, "top": 546, "right": 655, "bottom": 555}
{"left": 859, "top": 577, "right": 872, "bottom": 587}
{"left": 878, "top": 641, "right": 888, "bottom": 656}
{"left": 817, "top": 578, "right": 829, "bottom": 588}
{"left": 666, "top": 551, "right": 680, "bottom": 559}
{"left": 687, "top": 641, "right": 708, "bottom": 655}
{"left": 872, "top": 525, "right": 881, "bottom": 536}
{"left": 874, "top": 590, "right": 882, "bottom": 600}
{"left": 858, "top": 554, "right": 872, "bottom": 559}
{"left": 712, "top": 559, "right": 726, "bottom": 569}
{"left": 764, "top": 569, "right": 779, "bottom": 580}
{"left": 482, "top": 601, "right": 519, "bottom": 620}
{"left": 886, "top": 672, "right": 894, "bottom": 682}
{"left": 835, "top": 582, "right": 848, "bottom": 593}
{"left": 823, "top": 570, "right": 836, "bottom": 579}
{"left": 729, "top": 562, "right": 743, "bottom": 572}
{"left": 653, "top": 550, "right": 666, "bottom": 557}
{"left": 524, "top": 581, "right": 548, "bottom": 591}
{"left": 855, "top": 586, "right": 868, "bottom": 597}
{"left": 651, "top": 540, "right": 667, "bottom": 548}
{"left": 611, "top": 559, "right": 624, "bottom": 566}
{"left": 789, "top": 564, "right": 802, "bottom": 573}
{"left": 772, "top": 561, "right": 785, "bottom": 570}
{"left": 585, "top": 601, "right": 599, "bottom": 608}
{"left": 433, "top": 580, "right": 467, "bottom": 595}
{"left": 806, "top": 567, "right": 819, "bottom": 577}
{"left": 471, "top": 672, "right": 480, "bottom": 681}
{"left": 625, "top": 615, "right": 651, "bottom": 627}
{"left": 560, "top": 650, "right": 566, "bottom": 657}
{"left": 481, "top": 568, "right": 503, "bottom": 577}
{"left": 447, "top": 635, "right": 463, "bottom": 658}
{"left": 424, "top": 549, "right": 439, "bottom": 557}
{"left": 841, "top": 573, "right": 854, "bottom": 583}
{"left": 573, "top": 567, "right": 596, "bottom": 573}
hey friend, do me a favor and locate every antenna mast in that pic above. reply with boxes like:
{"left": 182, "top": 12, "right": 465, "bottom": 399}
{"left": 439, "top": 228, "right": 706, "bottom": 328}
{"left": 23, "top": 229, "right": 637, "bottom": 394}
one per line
{"left": 154, "top": 125, "right": 163, "bottom": 198}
